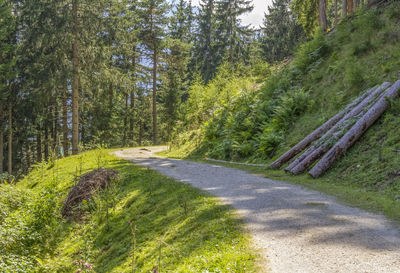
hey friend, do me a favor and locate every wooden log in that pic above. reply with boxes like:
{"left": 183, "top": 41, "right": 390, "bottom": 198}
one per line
{"left": 309, "top": 80, "right": 400, "bottom": 178}
{"left": 290, "top": 112, "right": 365, "bottom": 174}
{"left": 288, "top": 82, "right": 390, "bottom": 174}
{"left": 270, "top": 87, "right": 377, "bottom": 169}
{"left": 284, "top": 145, "right": 317, "bottom": 172}
{"left": 284, "top": 84, "right": 383, "bottom": 172}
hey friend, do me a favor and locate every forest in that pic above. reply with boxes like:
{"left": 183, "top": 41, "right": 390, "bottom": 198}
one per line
{"left": 0, "top": 0, "right": 372, "bottom": 180}
{"left": 2, "top": 0, "right": 400, "bottom": 272}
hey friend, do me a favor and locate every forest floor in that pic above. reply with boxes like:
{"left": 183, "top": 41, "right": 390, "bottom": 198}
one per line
{"left": 115, "top": 147, "right": 400, "bottom": 273}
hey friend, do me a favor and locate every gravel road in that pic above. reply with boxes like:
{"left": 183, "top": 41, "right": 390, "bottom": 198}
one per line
{"left": 115, "top": 147, "right": 400, "bottom": 273}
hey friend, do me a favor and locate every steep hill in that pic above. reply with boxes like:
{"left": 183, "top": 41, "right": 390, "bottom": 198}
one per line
{"left": 0, "top": 150, "right": 256, "bottom": 272}
{"left": 169, "top": 3, "right": 400, "bottom": 218}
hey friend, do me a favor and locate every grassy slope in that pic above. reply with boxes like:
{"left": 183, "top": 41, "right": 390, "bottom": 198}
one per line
{"left": 166, "top": 4, "right": 400, "bottom": 222}
{"left": 275, "top": 6, "right": 400, "bottom": 214}
{"left": 0, "top": 150, "right": 257, "bottom": 272}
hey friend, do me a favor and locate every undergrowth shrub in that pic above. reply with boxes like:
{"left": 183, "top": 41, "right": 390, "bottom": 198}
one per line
{"left": 293, "top": 29, "right": 329, "bottom": 73}
{"left": 344, "top": 58, "right": 365, "bottom": 88}
{"left": 200, "top": 79, "right": 311, "bottom": 160}
{"left": 352, "top": 7, "right": 383, "bottom": 33}
{"left": 385, "top": 1, "right": 400, "bottom": 21}
{"left": 0, "top": 185, "right": 46, "bottom": 272}
{"left": 256, "top": 88, "right": 311, "bottom": 158}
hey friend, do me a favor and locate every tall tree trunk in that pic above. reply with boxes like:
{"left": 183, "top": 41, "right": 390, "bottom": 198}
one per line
{"left": 342, "top": 0, "right": 347, "bottom": 17}
{"left": 0, "top": 107, "right": 3, "bottom": 174}
{"left": 229, "top": 24, "right": 233, "bottom": 63}
{"left": 139, "top": 119, "right": 143, "bottom": 146}
{"left": 44, "top": 118, "right": 49, "bottom": 161}
{"left": 129, "top": 91, "right": 135, "bottom": 143}
{"left": 123, "top": 93, "right": 128, "bottom": 146}
{"left": 353, "top": 0, "right": 357, "bottom": 11}
{"left": 152, "top": 50, "right": 158, "bottom": 145}
{"left": 0, "top": 129, "right": 3, "bottom": 174}
{"left": 334, "top": 0, "right": 338, "bottom": 25}
{"left": 347, "top": 0, "right": 353, "bottom": 14}
{"left": 319, "top": 0, "right": 328, "bottom": 31}
{"left": 81, "top": 118, "right": 85, "bottom": 146}
{"left": 37, "top": 124, "right": 42, "bottom": 162}
{"left": 52, "top": 101, "right": 58, "bottom": 150}
{"left": 72, "top": 0, "right": 80, "bottom": 155}
{"left": 25, "top": 140, "right": 31, "bottom": 170}
{"left": 109, "top": 83, "right": 113, "bottom": 110}
{"left": 129, "top": 54, "right": 136, "bottom": 143}
{"left": 8, "top": 100, "right": 12, "bottom": 178}
{"left": 167, "top": 123, "right": 171, "bottom": 142}
{"left": 49, "top": 105, "right": 54, "bottom": 150}
{"left": 62, "top": 90, "right": 69, "bottom": 156}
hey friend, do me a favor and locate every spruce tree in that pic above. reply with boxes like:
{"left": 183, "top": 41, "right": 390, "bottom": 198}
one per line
{"left": 160, "top": 0, "right": 193, "bottom": 141}
{"left": 215, "top": 0, "right": 253, "bottom": 64}
{"left": 261, "top": 0, "right": 305, "bottom": 63}
{"left": 194, "top": 0, "right": 217, "bottom": 82}
{"left": 138, "top": 0, "right": 168, "bottom": 145}
{"left": 0, "top": 0, "right": 17, "bottom": 175}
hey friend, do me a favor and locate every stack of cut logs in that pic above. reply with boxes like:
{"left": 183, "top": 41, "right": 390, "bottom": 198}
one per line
{"left": 270, "top": 80, "right": 400, "bottom": 178}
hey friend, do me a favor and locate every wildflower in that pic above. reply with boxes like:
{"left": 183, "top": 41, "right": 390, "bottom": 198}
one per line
{"left": 84, "top": 262, "right": 93, "bottom": 269}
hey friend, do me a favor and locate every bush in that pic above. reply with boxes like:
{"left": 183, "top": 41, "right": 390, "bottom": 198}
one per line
{"left": 293, "top": 29, "right": 329, "bottom": 73}
{"left": 344, "top": 59, "right": 365, "bottom": 88}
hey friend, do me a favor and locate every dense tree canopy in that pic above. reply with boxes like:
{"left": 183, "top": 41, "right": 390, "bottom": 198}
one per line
{"left": 0, "top": 0, "right": 364, "bottom": 179}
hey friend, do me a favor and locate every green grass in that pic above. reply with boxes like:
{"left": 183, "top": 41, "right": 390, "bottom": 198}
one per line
{"left": 0, "top": 149, "right": 258, "bottom": 272}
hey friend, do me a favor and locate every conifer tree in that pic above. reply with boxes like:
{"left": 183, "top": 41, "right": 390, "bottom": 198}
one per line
{"left": 0, "top": 0, "right": 17, "bottom": 175}
{"left": 215, "top": 0, "right": 253, "bottom": 64}
{"left": 292, "top": 0, "right": 319, "bottom": 35}
{"left": 160, "top": 0, "right": 193, "bottom": 140}
{"left": 72, "top": 0, "right": 80, "bottom": 154}
{"left": 261, "top": 0, "right": 305, "bottom": 63}
{"left": 194, "top": 0, "right": 217, "bottom": 82}
{"left": 138, "top": 0, "right": 168, "bottom": 145}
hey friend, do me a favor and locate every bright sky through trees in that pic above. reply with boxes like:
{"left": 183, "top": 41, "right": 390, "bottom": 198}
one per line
{"left": 190, "top": 0, "right": 272, "bottom": 27}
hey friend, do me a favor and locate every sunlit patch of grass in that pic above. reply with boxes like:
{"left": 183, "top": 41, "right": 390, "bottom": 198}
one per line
{"left": 1, "top": 149, "right": 259, "bottom": 272}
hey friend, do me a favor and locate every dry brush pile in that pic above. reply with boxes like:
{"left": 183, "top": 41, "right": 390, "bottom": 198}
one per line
{"left": 271, "top": 80, "right": 400, "bottom": 177}
{"left": 62, "top": 168, "right": 118, "bottom": 218}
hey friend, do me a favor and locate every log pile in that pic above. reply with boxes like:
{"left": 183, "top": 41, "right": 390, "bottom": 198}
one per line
{"left": 270, "top": 80, "right": 400, "bottom": 178}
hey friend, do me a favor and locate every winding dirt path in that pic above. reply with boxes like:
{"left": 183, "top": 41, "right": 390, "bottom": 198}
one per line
{"left": 115, "top": 147, "right": 400, "bottom": 273}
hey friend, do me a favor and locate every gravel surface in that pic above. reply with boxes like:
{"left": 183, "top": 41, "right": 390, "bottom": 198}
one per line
{"left": 115, "top": 147, "right": 400, "bottom": 273}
